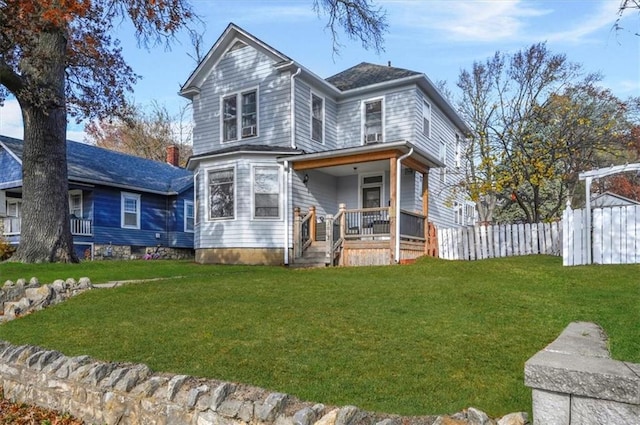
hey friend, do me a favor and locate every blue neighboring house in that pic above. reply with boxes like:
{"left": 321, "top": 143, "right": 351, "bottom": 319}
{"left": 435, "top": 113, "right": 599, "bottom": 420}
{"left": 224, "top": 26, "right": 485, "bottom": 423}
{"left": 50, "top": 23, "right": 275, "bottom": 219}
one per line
{"left": 0, "top": 135, "right": 194, "bottom": 260}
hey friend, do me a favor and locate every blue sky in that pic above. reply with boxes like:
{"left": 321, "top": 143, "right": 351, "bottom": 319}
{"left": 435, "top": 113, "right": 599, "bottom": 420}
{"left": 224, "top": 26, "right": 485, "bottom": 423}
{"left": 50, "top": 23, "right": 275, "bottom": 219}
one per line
{"left": 0, "top": 0, "right": 638, "bottom": 142}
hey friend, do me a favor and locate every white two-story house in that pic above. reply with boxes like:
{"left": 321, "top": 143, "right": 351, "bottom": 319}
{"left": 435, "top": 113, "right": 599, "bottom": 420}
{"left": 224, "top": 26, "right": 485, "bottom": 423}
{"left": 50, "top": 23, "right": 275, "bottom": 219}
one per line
{"left": 180, "top": 23, "right": 472, "bottom": 266}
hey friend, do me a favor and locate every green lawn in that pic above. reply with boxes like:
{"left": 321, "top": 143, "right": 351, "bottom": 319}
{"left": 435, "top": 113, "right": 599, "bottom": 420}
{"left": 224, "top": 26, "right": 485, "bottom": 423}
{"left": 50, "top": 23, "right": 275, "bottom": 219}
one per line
{"left": 0, "top": 256, "right": 637, "bottom": 418}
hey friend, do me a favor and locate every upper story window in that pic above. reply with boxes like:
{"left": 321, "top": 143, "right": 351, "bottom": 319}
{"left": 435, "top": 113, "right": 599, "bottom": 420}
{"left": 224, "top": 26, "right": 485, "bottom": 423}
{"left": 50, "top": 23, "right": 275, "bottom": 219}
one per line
{"left": 439, "top": 139, "right": 447, "bottom": 183}
{"left": 222, "top": 89, "right": 258, "bottom": 142}
{"left": 363, "top": 98, "right": 383, "bottom": 144}
{"left": 311, "top": 93, "right": 324, "bottom": 143}
{"left": 68, "top": 190, "right": 82, "bottom": 218}
{"left": 455, "top": 134, "right": 462, "bottom": 168}
{"left": 121, "top": 192, "right": 141, "bottom": 229}
{"left": 184, "top": 200, "right": 194, "bottom": 232}
{"left": 253, "top": 166, "right": 280, "bottom": 219}
{"left": 208, "top": 168, "right": 235, "bottom": 220}
{"left": 423, "top": 99, "right": 431, "bottom": 138}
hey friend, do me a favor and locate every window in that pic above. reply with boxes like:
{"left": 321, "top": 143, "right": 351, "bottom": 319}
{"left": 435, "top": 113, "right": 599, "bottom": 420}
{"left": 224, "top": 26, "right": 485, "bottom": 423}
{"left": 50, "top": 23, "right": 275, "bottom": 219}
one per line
{"left": 455, "top": 134, "right": 462, "bottom": 168}
{"left": 311, "top": 93, "right": 324, "bottom": 143}
{"left": 253, "top": 167, "right": 280, "bottom": 218}
{"left": 363, "top": 99, "right": 383, "bottom": 144}
{"left": 423, "top": 100, "right": 431, "bottom": 138}
{"left": 68, "top": 190, "right": 82, "bottom": 218}
{"left": 208, "top": 168, "right": 234, "bottom": 219}
{"left": 465, "top": 203, "right": 476, "bottom": 225}
{"left": 439, "top": 139, "right": 447, "bottom": 183}
{"left": 184, "top": 201, "right": 194, "bottom": 232}
{"left": 454, "top": 202, "right": 463, "bottom": 225}
{"left": 222, "top": 89, "right": 258, "bottom": 142}
{"left": 4, "top": 199, "right": 21, "bottom": 234}
{"left": 121, "top": 192, "right": 141, "bottom": 229}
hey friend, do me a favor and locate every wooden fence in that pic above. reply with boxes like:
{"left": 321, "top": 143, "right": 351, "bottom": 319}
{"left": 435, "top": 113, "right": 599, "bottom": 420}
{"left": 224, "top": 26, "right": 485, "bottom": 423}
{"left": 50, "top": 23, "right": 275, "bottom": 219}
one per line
{"left": 438, "top": 222, "right": 561, "bottom": 261}
{"left": 563, "top": 205, "right": 640, "bottom": 266}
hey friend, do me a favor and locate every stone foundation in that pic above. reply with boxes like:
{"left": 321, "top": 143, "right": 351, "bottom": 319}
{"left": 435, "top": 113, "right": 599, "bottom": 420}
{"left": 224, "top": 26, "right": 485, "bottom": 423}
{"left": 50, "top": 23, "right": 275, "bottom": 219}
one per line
{"left": 196, "top": 247, "right": 284, "bottom": 265}
{"left": 94, "top": 244, "right": 194, "bottom": 261}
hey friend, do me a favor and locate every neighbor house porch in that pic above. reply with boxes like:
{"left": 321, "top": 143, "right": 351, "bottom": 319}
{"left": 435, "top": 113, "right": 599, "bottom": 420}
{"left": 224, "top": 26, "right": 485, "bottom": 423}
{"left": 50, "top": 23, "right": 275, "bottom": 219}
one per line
{"left": 287, "top": 141, "right": 440, "bottom": 266}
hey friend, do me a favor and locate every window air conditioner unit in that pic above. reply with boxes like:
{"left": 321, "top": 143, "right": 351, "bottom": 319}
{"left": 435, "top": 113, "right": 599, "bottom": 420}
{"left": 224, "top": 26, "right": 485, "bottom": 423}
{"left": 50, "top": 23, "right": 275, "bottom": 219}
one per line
{"left": 365, "top": 133, "right": 382, "bottom": 144}
{"left": 242, "top": 125, "right": 257, "bottom": 137}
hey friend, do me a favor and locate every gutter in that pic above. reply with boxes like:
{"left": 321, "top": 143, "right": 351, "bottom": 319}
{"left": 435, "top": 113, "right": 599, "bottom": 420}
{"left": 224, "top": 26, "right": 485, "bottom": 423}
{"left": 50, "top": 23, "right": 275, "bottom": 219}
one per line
{"left": 290, "top": 67, "right": 302, "bottom": 149}
{"left": 395, "top": 148, "right": 414, "bottom": 263}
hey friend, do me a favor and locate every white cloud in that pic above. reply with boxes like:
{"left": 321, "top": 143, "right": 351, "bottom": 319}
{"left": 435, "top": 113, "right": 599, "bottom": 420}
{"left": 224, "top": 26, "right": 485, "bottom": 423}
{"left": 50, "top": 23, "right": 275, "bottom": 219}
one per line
{"left": 383, "top": 0, "right": 550, "bottom": 42}
{"left": 542, "top": 0, "right": 621, "bottom": 44}
{"left": 0, "top": 100, "right": 24, "bottom": 139}
{"left": 0, "top": 99, "right": 88, "bottom": 142}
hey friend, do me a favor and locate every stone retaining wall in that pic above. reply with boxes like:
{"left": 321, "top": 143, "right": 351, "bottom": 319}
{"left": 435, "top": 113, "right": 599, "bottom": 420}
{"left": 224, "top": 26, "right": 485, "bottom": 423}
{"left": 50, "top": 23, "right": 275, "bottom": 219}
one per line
{"left": 524, "top": 321, "right": 640, "bottom": 425}
{"left": 0, "top": 341, "right": 528, "bottom": 425}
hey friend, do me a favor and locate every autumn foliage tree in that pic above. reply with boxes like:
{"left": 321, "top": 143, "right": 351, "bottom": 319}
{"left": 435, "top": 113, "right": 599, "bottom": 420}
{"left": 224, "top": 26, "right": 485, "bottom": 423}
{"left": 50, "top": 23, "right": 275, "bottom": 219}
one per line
{"left": 86, "top": 102, "right": 193, "bottom": 167}
{"left": 0, "top": 0, "right": 194, "bottom": 263}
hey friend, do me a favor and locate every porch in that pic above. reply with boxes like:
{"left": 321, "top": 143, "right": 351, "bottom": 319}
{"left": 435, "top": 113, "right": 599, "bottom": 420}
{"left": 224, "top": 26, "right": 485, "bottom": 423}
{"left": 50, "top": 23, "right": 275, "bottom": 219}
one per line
{"left": 294, "top": 204, "right": 437, "bottom": 267}
{"left": 286, "top": 140, "right": 442, "bottom": 267}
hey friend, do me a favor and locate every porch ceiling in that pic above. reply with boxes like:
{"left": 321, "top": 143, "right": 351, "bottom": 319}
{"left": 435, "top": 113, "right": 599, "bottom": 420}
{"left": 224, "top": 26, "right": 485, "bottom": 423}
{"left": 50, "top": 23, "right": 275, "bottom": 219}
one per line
{"left": 283, "top": 140, "right": 442, "bottom": 176}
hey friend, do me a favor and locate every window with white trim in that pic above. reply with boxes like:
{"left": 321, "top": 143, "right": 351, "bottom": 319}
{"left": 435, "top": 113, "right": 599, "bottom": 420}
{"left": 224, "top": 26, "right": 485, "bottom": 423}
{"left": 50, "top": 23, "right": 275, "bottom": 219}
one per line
{"left": 253, "top": 167, "right": 280, "bottom": 218}
{"left": 454, "top": 201, "right": 463, "bottom": 225}
{"left": 208, "top": 168, "right": 234, "bottom": 219}
{"left": 222, "top": 89, "right": 258, "bottom": 142}
{"left": 455, "top": 134, "right": 462, "bottom": 168}
{"left": 363, "top": 98, "right": 383, "bottom": 144}
{"left": 68, "top": 190, "right": 83, "bottom": 218}
{"left": 184, "top": 200, "right": 194, "bottom": 232}
{"left": 439, "top": 139, "right": 447, "bottom": 182}
{"left": 423, "top": 99, "right": 431, "bottom": 138}
{"left": 311, "top": 93, "right": 324, "bottom": 143}
{"left": 121, "top": 192, "right": 141, "bottom": 229}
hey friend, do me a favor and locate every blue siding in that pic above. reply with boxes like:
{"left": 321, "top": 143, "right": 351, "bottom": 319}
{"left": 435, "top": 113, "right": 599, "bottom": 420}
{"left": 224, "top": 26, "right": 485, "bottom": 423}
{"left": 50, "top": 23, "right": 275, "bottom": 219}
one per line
{"left": 0, "top": 147, "right": 21, "bottom": 188}
{"left": 91, "top": 186, "right": 194, "bottom": 249}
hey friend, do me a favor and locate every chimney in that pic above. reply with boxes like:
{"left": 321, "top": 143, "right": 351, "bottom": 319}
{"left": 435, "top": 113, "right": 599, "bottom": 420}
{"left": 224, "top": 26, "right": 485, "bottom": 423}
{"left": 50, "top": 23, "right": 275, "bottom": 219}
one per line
{"left": 166, "top": 145, "right": 180, "bottom": 166}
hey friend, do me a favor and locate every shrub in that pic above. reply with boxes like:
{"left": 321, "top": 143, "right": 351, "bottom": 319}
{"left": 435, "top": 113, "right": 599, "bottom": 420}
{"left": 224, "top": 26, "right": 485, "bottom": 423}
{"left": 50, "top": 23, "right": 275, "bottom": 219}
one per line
{"left": 0, "top": 236, "right": 16, "bottom": 261}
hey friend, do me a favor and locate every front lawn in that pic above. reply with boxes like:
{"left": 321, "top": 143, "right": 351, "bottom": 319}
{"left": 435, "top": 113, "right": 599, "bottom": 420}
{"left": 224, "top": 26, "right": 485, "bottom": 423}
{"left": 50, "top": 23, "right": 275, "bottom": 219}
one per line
{"left": 0, "top": 256, "right": 637, "bottom": 418}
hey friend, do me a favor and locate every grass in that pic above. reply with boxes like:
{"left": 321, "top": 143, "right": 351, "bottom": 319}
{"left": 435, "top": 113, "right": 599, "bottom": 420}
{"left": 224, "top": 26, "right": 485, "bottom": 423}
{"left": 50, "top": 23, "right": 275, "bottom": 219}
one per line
{"left": 0, "top": 256, "right": 637, "bottom": 418}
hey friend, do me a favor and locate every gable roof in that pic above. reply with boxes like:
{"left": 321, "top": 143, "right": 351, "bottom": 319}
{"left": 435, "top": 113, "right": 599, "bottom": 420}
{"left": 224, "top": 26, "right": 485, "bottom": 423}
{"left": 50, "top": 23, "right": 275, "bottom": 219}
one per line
{"left": 180, "top": 22, "right": 470, "bottom": 136}
{"left": 326, "top": 62, "right": 421, "bottom": 91}
{"left": 0, "top": 136, "right": 192, "bottom": 195}
{"left": 591, "top": 191, "right": 640, "bottom": 208}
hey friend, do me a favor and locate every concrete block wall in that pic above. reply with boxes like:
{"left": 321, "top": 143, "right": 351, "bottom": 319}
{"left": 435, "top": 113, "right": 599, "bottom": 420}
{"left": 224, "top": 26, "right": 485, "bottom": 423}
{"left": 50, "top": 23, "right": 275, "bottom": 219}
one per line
{"left": 524, "top": 322, "right": 640, "bottom": 425}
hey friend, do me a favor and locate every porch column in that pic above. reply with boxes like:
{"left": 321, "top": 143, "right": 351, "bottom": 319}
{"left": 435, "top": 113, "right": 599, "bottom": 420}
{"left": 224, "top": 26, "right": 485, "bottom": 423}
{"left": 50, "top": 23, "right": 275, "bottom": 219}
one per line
{"left": 422, "top": 170, "right": 429, "bottom": 243}
{"left": 389, "top": 157, "right": 397, "bottom": 264}
{"left": 309, "top": 206, "right": 316, "bottom": 243}
{"left": 293, "top": 207, "right": 301, "bottom": 258}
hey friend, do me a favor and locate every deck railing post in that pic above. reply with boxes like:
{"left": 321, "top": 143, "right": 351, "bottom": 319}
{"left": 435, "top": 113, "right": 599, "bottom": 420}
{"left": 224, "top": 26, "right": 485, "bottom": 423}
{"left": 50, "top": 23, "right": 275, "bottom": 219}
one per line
{"left": 293, "top": 207, "right": 301, "bottom": 259}
{"left": 325, "top": 214, "right": 334, "bottom": 266}
{"left": 309, "top": 206, "right": 316, "bottom": 242}
{"left": 339, "top": 203, "right": 346, "bottom": 239}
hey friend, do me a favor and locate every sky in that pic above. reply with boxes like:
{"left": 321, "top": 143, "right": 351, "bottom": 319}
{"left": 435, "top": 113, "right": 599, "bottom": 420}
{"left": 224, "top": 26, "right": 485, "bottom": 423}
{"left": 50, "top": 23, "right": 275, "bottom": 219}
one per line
{"left": 0, "top": 0, "right": 638, "bottom": 142}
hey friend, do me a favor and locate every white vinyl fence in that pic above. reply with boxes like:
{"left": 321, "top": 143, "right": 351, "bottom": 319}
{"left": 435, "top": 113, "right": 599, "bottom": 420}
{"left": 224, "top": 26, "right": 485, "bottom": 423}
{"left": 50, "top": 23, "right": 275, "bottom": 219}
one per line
{"left": 563, "top": 205, "right": 640, "bottom": 266}
{"left": 438, "top": 222, "right": 561, "bottom": 261}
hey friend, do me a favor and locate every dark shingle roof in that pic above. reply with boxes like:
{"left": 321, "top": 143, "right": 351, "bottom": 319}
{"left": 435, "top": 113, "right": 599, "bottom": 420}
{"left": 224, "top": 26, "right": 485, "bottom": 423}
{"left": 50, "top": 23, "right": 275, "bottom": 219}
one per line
{"left": 0, "top": 135, "right": 192, "bottom": 194}
{"left": 326, "top": 62, "right": 421, "bottom": 91}
{"left": 190, "top": 144, "right": 300, "bottom": 160}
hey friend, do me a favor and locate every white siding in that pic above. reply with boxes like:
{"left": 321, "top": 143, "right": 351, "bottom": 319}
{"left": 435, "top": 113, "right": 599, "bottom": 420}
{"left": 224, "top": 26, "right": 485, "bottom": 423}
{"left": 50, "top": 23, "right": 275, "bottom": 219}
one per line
{"left": 292, "top": 170, "right": 338, "bottom": 219}
{"left": 195, "top": 154, "right": 286, "bottom": 249}
{"left": 191, "top": 44, "right": 291, "bottom": 156}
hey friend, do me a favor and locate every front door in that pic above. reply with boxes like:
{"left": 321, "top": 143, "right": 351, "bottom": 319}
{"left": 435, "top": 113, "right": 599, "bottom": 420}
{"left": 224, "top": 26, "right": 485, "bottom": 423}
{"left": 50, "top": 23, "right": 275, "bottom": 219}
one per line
{"left": 362, "top": 186, "right": 381, "bottom": 209}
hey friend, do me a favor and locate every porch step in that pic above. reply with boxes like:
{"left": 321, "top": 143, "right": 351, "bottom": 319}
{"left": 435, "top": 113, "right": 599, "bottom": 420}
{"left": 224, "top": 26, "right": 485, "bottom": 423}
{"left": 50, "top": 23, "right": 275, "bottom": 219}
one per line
{"left": 291, "top": 243, "right": 329, "bottom": 268}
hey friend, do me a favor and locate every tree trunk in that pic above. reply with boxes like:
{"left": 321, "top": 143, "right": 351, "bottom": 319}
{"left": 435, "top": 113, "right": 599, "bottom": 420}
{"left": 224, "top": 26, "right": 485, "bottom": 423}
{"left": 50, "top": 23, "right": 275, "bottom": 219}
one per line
{"left": 10, "top": 28, "right": 78, "bottom": 263}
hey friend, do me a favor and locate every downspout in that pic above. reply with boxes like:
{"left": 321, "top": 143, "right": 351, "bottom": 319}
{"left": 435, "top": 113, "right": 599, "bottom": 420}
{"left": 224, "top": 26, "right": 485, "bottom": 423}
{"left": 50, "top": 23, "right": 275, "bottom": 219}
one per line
{"left": 290, "top": 67, "right": 302, "bottom": 149}
{"left": 395, "top": 148, "right": 414, "bottom": 263}
{"left": 282, "top": 160, "right": 290, "bottom": 265}
{"left": 193, "top": 170, "right": 200, "bottom": 251}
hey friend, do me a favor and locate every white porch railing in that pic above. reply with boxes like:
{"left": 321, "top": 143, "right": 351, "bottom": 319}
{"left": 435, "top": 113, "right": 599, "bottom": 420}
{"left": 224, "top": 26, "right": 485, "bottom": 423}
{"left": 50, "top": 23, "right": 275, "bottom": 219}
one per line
{"left": 2, "top": 218, "right": 92, "bottom": 236}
